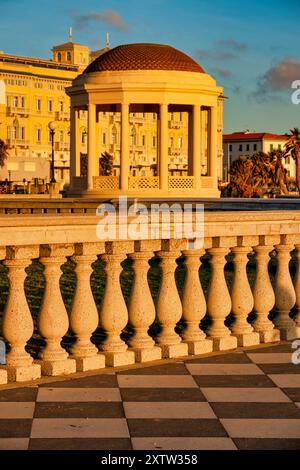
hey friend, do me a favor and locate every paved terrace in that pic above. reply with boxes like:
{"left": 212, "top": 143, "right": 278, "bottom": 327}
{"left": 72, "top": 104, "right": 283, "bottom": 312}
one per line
{"left": 0, "top": 341, "right": 299, "bottom": 450}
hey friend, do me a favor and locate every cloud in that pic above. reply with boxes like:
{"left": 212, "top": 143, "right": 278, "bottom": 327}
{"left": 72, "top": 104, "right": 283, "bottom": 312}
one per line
{"left": 72, "top": 10, "right": 128, "bottom": 32}
{"left": 252, "top": 57, "right": 300, "bottom": 101}
{"left": 216, "top": 39, "right": 247, "bottom": 52}
{"left": 214, "top": 68, "right": 232, "bottom": 78}
{"left": 195, "top": 38, "right": 247, "bottom": 62}
{"left": 195, "top": 49, "right": 235, "bottom": 61}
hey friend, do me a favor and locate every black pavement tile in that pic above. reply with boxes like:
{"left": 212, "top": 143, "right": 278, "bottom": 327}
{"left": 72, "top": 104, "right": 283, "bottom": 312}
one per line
{"left": 282, "top": 388, "right": 300, "bottom": 402}
{"left": 120, "top": 388, "right": 207, "bottom": 402}
{"left": 29, "top": 438, "right": 132, "bottom": 450}
{"left": 234, "top": 438, "right": 300, "bottom": 450}
{"left": 39, "top": 374, "right": 118, "bottom": 388}
{"left": 118, "top": 363, "right": 189, "bottom": 375}
{"left": 211, "top": 402, "right": 300, "bottom": 419}
{"left": 127, "top": 418, "right": 227, "bottom": 437}
{"left": 0, "top": 419, "right": 32, "bottom": 438}
{"left": 246, "top": 344, "right": 292, "bottom": 354}
{"left": 193, "top": 375, "right": 276, "bottom": 388}
{"left": 186, "top": 353, "right": 252, "bottom": 364}
{"left": 34, "top": 402, "right": 125, "bottom": 419}
{"left": 0, "top": 387, "right": 38, "bottom": 402}
{"left": 258, "top": 364, "right": 300, "bottom": 375}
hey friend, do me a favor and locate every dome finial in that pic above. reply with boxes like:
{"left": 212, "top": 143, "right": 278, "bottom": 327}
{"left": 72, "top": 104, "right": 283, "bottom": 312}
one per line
{"left": 69, "top": 26, "right": 73, "bottom": 43}
{"left": 106, "top": 32, "right": 110, "bottom": 48}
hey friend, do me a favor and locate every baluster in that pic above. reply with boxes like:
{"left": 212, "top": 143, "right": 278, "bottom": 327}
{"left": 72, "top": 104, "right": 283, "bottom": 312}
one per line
{"left": 155, "top": 243, "right": 188, "bottom": 358}
{"left": 38, "top": 244, "right": 76, "bottom": 376}
{"left": 273, "top": 243, "right": 297, "bottom": 340}
{"left": 128, "top": 250, "right": 161, "bottom": 362}
{"left": 252, "top": 245, "right": 280, "bottom": 342}
{"left": 1, "top": 246, "right": 40, "bottom": 382}
{"left": 0, "top": 247, "right": 7, "bottom": 384}
{"left": 292, "top": 244, "right": 300, "bottom": 337}
{"left": 181, "top": 250, "right": 213, "bottom": 354}
{"left": 230, "top": 246, "right": 259, "bottom": 346}
{"left": 99, "top": 242, "right": 135, "bottom": 366}
{"left": 69, "top": 243, "right": 105, "bottom": 371}
{"left": 206, "top": 247, "right": 237, "bottom": 350}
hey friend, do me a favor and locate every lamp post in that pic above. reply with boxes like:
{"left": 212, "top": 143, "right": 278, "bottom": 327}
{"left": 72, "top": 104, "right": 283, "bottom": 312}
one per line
{"left": 48, "top": 121, "right": 57, "bottom": 183}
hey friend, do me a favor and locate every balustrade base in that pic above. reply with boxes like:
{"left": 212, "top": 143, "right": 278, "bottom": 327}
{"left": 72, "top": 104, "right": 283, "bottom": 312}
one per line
{"left": 102, "top": 350, "right": 135, "bottom": 367}
{"left": 73, "top": 354, "right": 106, "bottom": 372}
{"left": 1, "top": 364, "right": 41, "bottom": 382}
{"left": 233, "top": 331, "right": 260, "bottom": 347}
{"left": 159, "top": 342, "right": 189, "bottom": 359}
{"left": 278, "top": 326, "right": 300, "bottom": 341}
{"left": 211, "top": 335, "right": 238, "bottom": 351}
{"left": 130, "top": 346, "right": 162, "bottom": 363}
{"left": 184, "top": 339, "right": 213, "bottom": 355}
{"left": 257, "top": 329, "right": 281, "bottom": 344}
{"left": 0, "top": 369, "right": 7, "bottom": 384}
{"left": 37, "top": 359, "right": 76, "bottom": 377}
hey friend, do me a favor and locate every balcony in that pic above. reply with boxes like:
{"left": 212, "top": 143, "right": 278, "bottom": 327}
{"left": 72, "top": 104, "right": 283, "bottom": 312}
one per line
{"left": 168, "top": 147, "right": 182, "bottom": 156}
{"left": 7, "top": 138, "right": 30, "bottom": 148}
{"left": 55, "top": 111, "right": 70, "bottom": 121}
{"left": 54, "top": 142, "right": 69, "bottom": 152}
{"left": 168, "top": 120, "right": 183, "bottom": 129}
{"left": 7, "top": 106, "right": 30, "bottom": 117}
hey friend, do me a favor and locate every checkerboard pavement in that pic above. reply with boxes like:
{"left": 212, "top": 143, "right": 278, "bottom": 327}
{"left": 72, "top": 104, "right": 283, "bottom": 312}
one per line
{"left": 0, "top": 341, "right": 300, "bottom": 450}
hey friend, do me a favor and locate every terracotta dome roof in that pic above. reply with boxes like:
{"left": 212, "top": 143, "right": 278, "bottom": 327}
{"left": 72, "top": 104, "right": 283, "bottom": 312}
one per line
{"left": 84, "top": 43, "right": 204, "bottom": 74}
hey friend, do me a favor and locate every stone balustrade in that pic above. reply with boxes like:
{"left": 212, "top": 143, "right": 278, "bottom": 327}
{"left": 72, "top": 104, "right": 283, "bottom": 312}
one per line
{"left": 0, "top": 210, "right": 300, "bottom": 384}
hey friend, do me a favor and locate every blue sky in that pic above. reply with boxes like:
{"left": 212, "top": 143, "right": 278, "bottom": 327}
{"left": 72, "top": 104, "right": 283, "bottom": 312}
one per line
{"left": 0, "top": 0, "right": 299, "bottom": 133}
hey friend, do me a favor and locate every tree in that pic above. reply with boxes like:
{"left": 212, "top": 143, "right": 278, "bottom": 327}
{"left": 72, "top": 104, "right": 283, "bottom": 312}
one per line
{"left": 285, "top": 128, "right": 300, "bottom": 193}
{"left": 99, "top": 151, "right": 114, "bottom": 176}
{"left": 0, "top": 139, "right": 8, "bottom": 168}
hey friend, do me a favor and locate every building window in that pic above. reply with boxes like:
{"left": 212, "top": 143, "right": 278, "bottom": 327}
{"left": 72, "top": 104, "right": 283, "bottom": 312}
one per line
{"left": 246, "top": 144, "right": 250, "bottom": 151}
{"left": 152, "top": 135, "right": 156, "bottom": 147}
{"left": 254, "top": 144, "right": 257, "bottom": 151}
{"left": 81, "top": 131, "right": 87, "bottom": 145}
{"left": 21, "top": 97, "right": 25, "bottom": 108}
{"left": 20, "top": 127, "right": 25, "bottom": 140}
{"left": 170, "top": 136, "right": 174, "bottom": 148}
{"left": 59, "top": 130, "right": 64, "bottom": 144}
{"left": 102, "top": 132, "right": 106, "bottom": 145}
{"left": 67, "top": 51, "right": 71, "bottom": 61}
{"left": 36, "top": 128, "right": 41, "bottom": 143}
{"left": 11, "top": 126, "right": 17, "bottom": 140}
{"left": 59, "top": 101, "right": 64, "bottom": 112}
{"left": 239, "top": 144, "right": 243, "bottom": 151}
{"left": 48, "top": 129, "right": 52, "bottom": 143}
{"left": 57, "top": 52, "right": 62, "bottom": 62}
{"left": 270, "top": 144, "right": 274, "bottom": 151}
{"left": 142, "top": 135, "right": 146, "bottom": 146}
{"left": 178, "top": 137, "right": 183, "bottom": 149}
{"left": 229, "top": 144, "right": 233, "bottom": 152}
{"left": 130, "top": 128, "right": 136, "bottom": 146}
{"left": 179, "top": 112, "right": 183, "bottom": 121}
{"left": 48, "top": 100, "right": 53, "bottom": 113}
{"left": 111, "top": 127, "right": 118, "bottom": 144}
{"left": 12, "top": 96, "right": 18, "bottom": 107}
{"left": 36, "top": 98, "right": 41, "bottom": 112}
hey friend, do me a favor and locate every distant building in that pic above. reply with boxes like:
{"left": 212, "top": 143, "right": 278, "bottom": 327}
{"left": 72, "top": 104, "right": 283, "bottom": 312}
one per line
{"left": 223, "top": 131, "right": 295, "bottom": 181}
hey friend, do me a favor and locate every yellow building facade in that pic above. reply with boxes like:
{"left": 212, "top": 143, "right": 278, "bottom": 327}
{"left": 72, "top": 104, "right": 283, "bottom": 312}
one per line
{"left": 0, "top": 39, "right": 224, "bottom": 189}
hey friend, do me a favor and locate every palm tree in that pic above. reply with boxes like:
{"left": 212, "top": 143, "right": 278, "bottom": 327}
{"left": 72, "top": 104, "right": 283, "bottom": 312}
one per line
{"left": 0, "top": 139, "right": 8, "bottom": 168}
{"left": 285, "top": 128, "right": 300, "bottom": 193}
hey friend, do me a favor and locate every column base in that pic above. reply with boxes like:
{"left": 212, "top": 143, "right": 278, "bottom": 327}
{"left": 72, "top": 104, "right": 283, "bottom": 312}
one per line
{"left": 278, "top": 326, "right": 300, "bottom": 341}
{"left": 184, "top": 339, "right": 213, "bottom": 355}
{"left": 257, "top": 329, "right": 281, "bottom": 343}
{"left": 101, "top": 350, "right": 135, "bottom": 367}
{"left": 73, "top": 354, "right": 106, "bottom": 372}
{"left": 211, "top": 335, "right": 238, "bottom": 351}
{"left": 130, "top": 347, "right": 162, "bottom": 363}
{"left": 0, "top": 369, "right": 7, "bottom": 384}
{"left": 232, "top": 331, "right": 260, "bottom": 347}
{"left": 37, "top": 358, "right": 76, "bottom": 377}
{"left": 158, "top": 342, "right": 189, "bottom": 359}
{"left": 1, "top": 363, "right": 41, "bottom": 382}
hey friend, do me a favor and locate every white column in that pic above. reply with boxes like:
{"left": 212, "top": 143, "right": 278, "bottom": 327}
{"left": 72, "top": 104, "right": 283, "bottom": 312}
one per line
{"left": 252, "top": 245, "right": 280, "bottom": 343}
{"left": 293, "top": 244, "right": 300, "bottom": 337}
{"left": 181, "top": 250, "right": 213, "bottom": 354}
{"left": 192, "top": 105, "right": 201, "bottom": 190}
{"left": 70, "top": 107, "right": 80, "bottom": 180}
{"left": 120, "top": 103, "right": 129, "bottom": 190}
{"left": 273, "top": 244, "right": 297, "bottom": 339}
{"left": 87, "top": 103, "right": 96, "bottom": 190}
{"left": 128, "top": 251, "right": 161, "bottom": 362}
{"left": 69, "top": 243, "right": 105, "bottom": 371}
{"left": 159, "top": 103, "right": 169, "bottom": 191}
{"left": 0, "top": 248, "right": 7, "bottom": 384}
{"left": 155, "top": 249, "right": 188, "bottom": 358}
{"left": 209, "top": 106, "right": 218, "bottom": 187}
{"left": 99, "top": 252, "right": 135, "bottom": 366}
{"left": 2, "top": 246, "right": 41, "bottom": 382}
{"left": 230, "top": 246, "right": 259, "bottom": 346}
{"left": 38, "top": 244, "right": 76, "bottom": 376}
{"left": 206, "top": 247, "right": 237, "bottom": 351}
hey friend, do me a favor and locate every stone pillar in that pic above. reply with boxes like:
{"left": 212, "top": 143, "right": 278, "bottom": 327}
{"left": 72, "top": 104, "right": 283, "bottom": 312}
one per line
{"left": 293, "top": 244, "right": 300, "bottom": 337}
{"left": 181, "top": 250, "right": 213, "bottom": 354}
{"left": 70, "top": 107, "right": 80, "bottom": 180}
{"left": 192, "top": 105, "right": 201, "bottom": 190}
{"left": 230, "top": 246, "right": 259, "bottom": 346}
{"left": 69, "top": 243, "right": 105, "bottom": 371}
{"left": 2, "top": 246, "right": 41, "bottom": 382}
{"left": 87, "top": 103, "right": 96, "bottom": 190}
{"left": 252, "top": 245, "right": 280, "bottom": 343}
{"left": 0, "top": 247, "right": 7, "bottom": 384}
{"left": 99, "top": 244, "right": 135, "bottom": 366}
{"left": 128, "top": 251, "right": 161, "bottom": 362}
{"left": 206, "top": 247, "right": 237, "bottom": 350}
{"left": 120, "top": 103, "right": 129, "bottom": 191}
{"left": 159, "top": 103, "right": 169, "bottom": 191}
{"left": 273, "top": 243, "right": 297, "bottom": 340}
{"left": 38, "top": 244, "right": 76, "bottom": 376}
{"left": 155, "top": 244, "right": 188, "bottom": 358}
{"left": 209, "top": 106, "right": 218, "bottom": 187}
